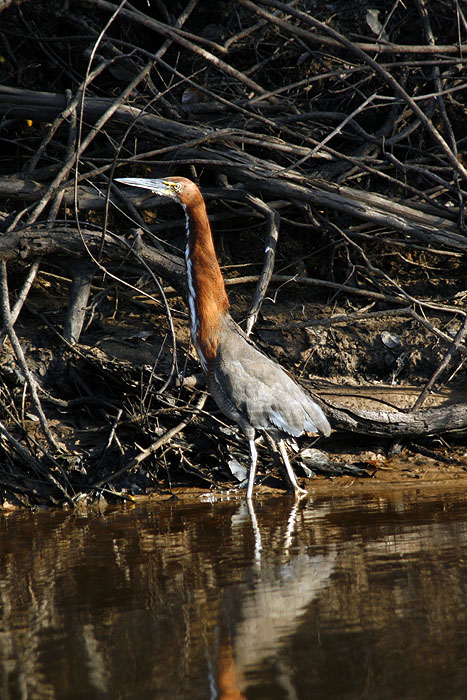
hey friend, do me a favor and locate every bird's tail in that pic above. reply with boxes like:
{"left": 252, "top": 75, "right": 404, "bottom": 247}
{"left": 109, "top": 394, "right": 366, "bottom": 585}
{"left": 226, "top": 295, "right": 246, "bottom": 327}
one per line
{"left": 304, "top": 400, "right": 331, "bottom": 437}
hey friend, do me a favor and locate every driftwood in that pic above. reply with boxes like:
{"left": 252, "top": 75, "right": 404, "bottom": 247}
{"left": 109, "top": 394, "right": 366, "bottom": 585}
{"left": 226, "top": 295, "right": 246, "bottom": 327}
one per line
{"left": 0, "top": 84, "right": 465, "bottom": 252}
{"left": 0, "top": 0, "right": 466, "bottom": 504}
{"left": 0, "top": 224, "right": 184, "bottom": 289}
{"left": 324, "top": 396, "right": 467, "bottom": 436}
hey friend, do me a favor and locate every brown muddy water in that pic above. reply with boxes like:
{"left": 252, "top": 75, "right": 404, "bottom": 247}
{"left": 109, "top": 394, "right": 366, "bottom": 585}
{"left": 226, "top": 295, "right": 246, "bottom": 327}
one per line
{"left": 1, "top": 487, "right": 467, "bottom": 700}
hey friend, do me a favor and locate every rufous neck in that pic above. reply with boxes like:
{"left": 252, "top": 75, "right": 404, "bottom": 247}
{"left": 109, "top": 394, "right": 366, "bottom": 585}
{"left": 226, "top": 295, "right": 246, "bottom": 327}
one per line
{"left": 183, "top": 199, "right": 229, "bottom": 367}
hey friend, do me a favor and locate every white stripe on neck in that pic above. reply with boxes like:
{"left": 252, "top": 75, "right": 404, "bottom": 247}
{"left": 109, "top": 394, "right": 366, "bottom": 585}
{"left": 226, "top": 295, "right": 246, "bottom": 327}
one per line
{"left": 184, "top": 205, "right": 207, "bottom": 371}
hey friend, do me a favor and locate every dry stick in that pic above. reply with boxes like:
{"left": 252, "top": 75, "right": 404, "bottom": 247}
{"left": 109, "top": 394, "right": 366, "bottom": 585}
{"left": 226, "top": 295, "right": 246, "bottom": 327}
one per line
{"left": 0, "top": 260, "right": 40, "bottom": 350}
{"left": 459, "top": 2, "right": 467, "bottom": 34}
{"left": 1, "top": 418, "right": 74, "bottom": 504}
{"left": 0, "top": 261, "right": 60, "bottom": 452}
{"left": 48, "top": 93, "right": 95, "bottom": 345}
{"left": 275, "top": 93, "right": 377, "bottom": 177}
{"left": 246, "top": 58, "right": 467, "bottom": 110}
{"left": 19, "top": 61, "right": 113, "bottom": 228}
{"left": 91, "top": 392, "right": 208, "bottom": 487}
{"left": 224, "top": 12, "right": 276, "bottom": 51}
{"left": 324, "top": 398, "right": 467, "bottom": 436}
{"left": 0, "top": 84, "right": 203, "bottom": 140}
{"left": 320, "top": 213, "right": 467, "bottom": 323}
{"left": 47, "top": 90, "right": 78, "bottom": 223}
{"left": 278, "top": 307, "right": 416, "bottom": 330}
{"left": 75, "top": 59, "right": 181, "bottom": 386}
{"left": 0, "top": 420, "right": 46, "bottom": 472}
{"left": 242, "top": 196, "right": 280, "bottom": 335}
{"left": 7, "top": 82, "right": 460, "bottom": 239}
{"left": 224, "top": 0, "right": 301, "bottom": 51}
{"left": 416, "top": 0, "right": 464, "bottom": 224}
{"left": 386, "top": 153, "right": 461, "bottom": 197}
{"left": 62, "top": 259, "right": 96, "bottom": 344}
{"left": 83, "top": 0, "right": 272, "bottom": 98}
{"left": 241, "top": 175, "right": 465, "bottom": 252}
{"left": 127, "top": 234, "right": 179, "bottom": 395}
{"left": 99, "top": 0, "right": 200, "bottom": 245}
{"left": 94, "top": 408, "right": 124, "bottom": 472}
{"left": 90, "top": 0, "right": 226, "bottom": 55}
{"left": 128, "top": 125, "right": 331, "bottom": 163}
{"left": 248, "top": 65, "right": 370, "bottom": 107}
{"left": 152, "top": 54, "right": 335, "bottom": 158}
{"left": 25, "top": 88, "right": 74, "bottom": 178}
{"left": 416, "top": 0, "right": 458, "bottom": 159}
{"left": 240, "top": 0, "right": 467, "bottom": 184}
{"left": 228, "top": 272, "right": 404, "bottom": 303}
{"left": 157, "top": 0, "right": 200, "bottom": 59}
{"left": 411, "top": 314, "right": 467, "bottom": 411}
{"left": 70, "top": 58, "right": 155, "bottom": 223}
{"left": 241, "top": 19, "right": 467, "bottom": 56}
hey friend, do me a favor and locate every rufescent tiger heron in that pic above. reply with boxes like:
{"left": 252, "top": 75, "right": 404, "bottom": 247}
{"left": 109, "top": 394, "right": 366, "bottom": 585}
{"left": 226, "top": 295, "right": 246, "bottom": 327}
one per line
{"left": 116, "top": 176, "right": 331, "bottom": 498}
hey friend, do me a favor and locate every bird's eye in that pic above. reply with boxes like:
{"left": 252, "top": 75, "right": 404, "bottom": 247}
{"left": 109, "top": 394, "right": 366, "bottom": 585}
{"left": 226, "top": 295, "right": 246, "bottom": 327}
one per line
{"left": 174, "top": 183, "right": 182, "bottom": 193}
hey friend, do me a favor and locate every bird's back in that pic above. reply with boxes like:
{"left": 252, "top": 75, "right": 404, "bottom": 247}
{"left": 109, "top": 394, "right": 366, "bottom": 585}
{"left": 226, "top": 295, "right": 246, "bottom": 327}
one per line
{"left": 208, "top": 315, "right": 331, "bottom": 440}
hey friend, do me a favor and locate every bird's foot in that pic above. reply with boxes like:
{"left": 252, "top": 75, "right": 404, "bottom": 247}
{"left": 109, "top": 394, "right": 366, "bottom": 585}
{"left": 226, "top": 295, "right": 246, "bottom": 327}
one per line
{"left": 294, "top": 485, "right": 309, "bottom": 500}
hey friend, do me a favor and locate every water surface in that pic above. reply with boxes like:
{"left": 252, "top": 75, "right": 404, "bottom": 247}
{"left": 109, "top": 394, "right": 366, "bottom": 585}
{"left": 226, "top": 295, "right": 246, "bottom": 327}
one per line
{"left": 1, "top": 487, "right": 466, "bottom": 699}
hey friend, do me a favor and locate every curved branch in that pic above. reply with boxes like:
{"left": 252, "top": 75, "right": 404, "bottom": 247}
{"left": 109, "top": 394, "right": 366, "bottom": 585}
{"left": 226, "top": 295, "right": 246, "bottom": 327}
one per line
{"left": 321, "top": 397, "right": 467, "bottom": 437}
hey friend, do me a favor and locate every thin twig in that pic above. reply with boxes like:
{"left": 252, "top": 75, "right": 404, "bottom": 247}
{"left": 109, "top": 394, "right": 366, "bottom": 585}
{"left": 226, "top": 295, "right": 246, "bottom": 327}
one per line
{"left": 91, "top": 392, "right": 208, "bottom": 486}
{"left": 0, "top": 260, "right": 40, "bottom": 350}
{"left": 242, "top": 195, "right": 280, "bottom": 335}
{"left": 82, "top": 0, "right": 273, "bottom": 98}
{"left": 0, "top": 261, "right": 60, "bottom": 452}
{"left": 412, "top": 314, "right": 467, "bottom": 410}
{"left": 240, "top": 0, "right": 467, "bottom": 183}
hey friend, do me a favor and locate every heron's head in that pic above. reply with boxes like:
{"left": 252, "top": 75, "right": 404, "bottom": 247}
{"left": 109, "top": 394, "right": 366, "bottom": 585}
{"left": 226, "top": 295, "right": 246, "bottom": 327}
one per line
{"left": 115, "top": 176, "right": 201, "bottom": 207}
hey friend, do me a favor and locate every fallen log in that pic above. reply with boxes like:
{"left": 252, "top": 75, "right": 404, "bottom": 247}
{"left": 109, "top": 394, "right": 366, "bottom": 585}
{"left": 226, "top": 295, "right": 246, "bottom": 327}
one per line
{"left": 1, "top": 85, "right": 465, "bottom": 252}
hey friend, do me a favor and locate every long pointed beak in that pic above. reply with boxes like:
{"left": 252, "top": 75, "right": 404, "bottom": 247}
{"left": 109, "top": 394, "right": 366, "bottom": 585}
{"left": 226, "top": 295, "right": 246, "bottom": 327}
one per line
{"left": 115, "top": 177, "right": 172, "bottom": 197}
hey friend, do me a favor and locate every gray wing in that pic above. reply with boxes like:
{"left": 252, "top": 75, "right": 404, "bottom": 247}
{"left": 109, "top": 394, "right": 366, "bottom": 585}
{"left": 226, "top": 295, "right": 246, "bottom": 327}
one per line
{"left": 212, "top": 318, "right": 331, "bottom": 438}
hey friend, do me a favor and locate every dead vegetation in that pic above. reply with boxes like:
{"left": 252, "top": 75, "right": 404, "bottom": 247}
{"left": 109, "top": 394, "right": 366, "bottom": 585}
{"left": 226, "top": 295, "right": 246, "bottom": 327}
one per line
{"left": 0, "top": 0, "right": 467, "bottom": 506}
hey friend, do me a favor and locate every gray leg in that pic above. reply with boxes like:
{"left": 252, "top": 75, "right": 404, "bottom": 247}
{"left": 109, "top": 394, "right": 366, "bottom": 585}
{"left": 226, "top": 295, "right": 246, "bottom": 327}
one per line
{"left": 278, "top": 440, "right": 308, "bottom": 498}
{"left": 246, "top": 438, "right": 258, "bottom": 500}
